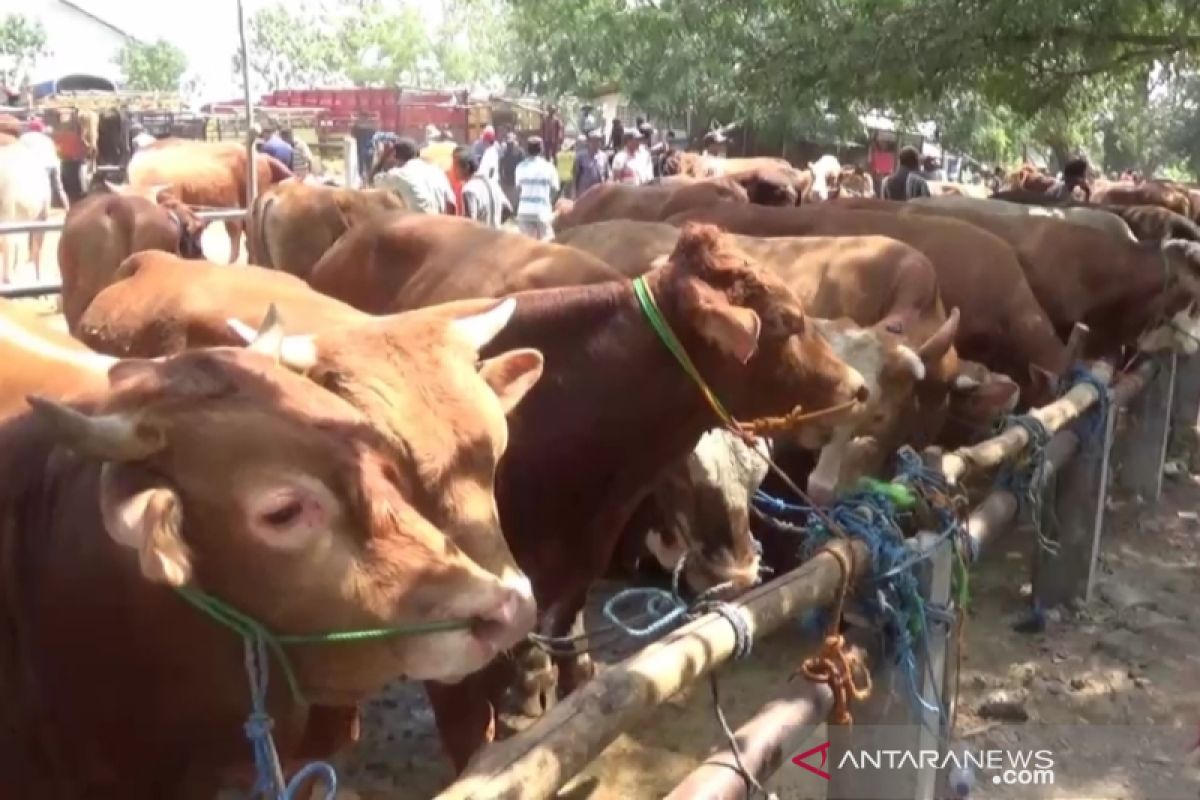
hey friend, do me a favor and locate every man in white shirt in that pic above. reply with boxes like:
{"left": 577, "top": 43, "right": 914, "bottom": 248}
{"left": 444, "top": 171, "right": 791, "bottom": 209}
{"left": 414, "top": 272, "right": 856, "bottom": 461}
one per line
{"left": 372, "top": 137, "right": 455, "bottom": 214}
{"left": 611, "top": 129, "right": 652, "bottom": 186}
{"left": 20, "top": 119, "right": 67, "bottom": 211}
{"left": 514, "top": 136, "right": 559, "bottom": 241}
{"left": 458, "top": 149, "right": 510, "bottom": 228}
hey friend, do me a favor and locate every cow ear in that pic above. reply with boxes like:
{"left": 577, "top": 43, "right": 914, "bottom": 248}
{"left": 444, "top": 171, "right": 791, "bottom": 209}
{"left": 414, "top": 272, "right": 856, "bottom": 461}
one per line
{"left": 691, "top": 292, "right": 761, "bottom": 364}
{"left": 477, "top": 348, "right": 544, "bottom": 415}
{"left": 99, "top": 465, "right": 192, "bottom": 587}
{"left": 954, "top": 377, "right": 1020, "bottom": 412}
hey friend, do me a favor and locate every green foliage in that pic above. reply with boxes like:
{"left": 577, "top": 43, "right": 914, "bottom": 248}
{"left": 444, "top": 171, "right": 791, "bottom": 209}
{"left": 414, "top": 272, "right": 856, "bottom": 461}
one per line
{"left": 114, "top": 39, "right": 189, "bottom": 92}
{"left": 0, "top": 12, "right": 47, "bottom": 87}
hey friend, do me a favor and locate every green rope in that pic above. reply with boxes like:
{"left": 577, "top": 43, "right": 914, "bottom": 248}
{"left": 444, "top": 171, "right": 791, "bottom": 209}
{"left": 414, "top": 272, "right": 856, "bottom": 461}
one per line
{"left": 631, "top": 275, "right": 738, "bottom": 428}
{"left": 175, "top": 586, "right": 471, "bottom": 704}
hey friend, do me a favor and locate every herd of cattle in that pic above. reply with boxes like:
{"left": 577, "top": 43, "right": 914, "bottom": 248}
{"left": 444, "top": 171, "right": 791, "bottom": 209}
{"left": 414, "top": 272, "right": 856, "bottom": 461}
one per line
{"left": 3, "top": 138, "right": 1199, "bottom": 797}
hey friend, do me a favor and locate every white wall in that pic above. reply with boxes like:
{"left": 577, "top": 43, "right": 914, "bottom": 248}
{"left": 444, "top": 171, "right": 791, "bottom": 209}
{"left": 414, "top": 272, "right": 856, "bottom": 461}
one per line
{"left": 0, "top": 0, "right": 128, "bottom": 84}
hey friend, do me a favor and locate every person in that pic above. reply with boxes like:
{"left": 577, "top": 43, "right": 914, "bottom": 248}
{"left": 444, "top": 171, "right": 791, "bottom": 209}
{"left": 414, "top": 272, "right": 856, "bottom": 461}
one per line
{"left": 279, "top": 128, "right": 314, "bottom": 177}
{"left": 881, "top": 146, "right": 931, "bottom": 201}
{"left": 259, "top": 127, "right": 294, "bottom": 169}
{"left": 351, "top": 114, "right": 378, "bottom": 186}
{"left": 573, "top": 129, "right": 610, "bottom": 196}
{"left": 609, "top": 118, "right": 625, "bottom": 152}
{"left": 1046, "top": 157, "right": 1091, "bottom": 201}
{"left": 373, "top": 136, "right": 456, "bottom": 214}
{"left": 473, "top": 125, "right": 496, "bottom": 160}
{"left": 612, "top": 129, "right": 652, "bottom": 186}
{"left": 130, "top": 123, "right": 156, "bottom": 152}
{"left": 542, "top": 106, "right": 564, "bottom": 161}
{"left": 448, "top": 145, "right": 472, "bottom": 212}
{"left": 421, "top": 126, "right": 457, "bottom": 173}
{"left": 459, "top": 149, "right": 510, "bottom": 228}
{"left": 498, "top": 131, "right": 523, "bottom": 209}
{"left": 636, "top": 122, "right": 656, "bottom": 178}
{"left": 923, "top": 156, "right": 945, "bottom": 181}
{"left": 514, "top": 135, "right": 559, "bottom": 241}
{"left": 988, "top": 165, "right": 1005, "bottom": 195}
{"left": 21, "top": 119, "right": 67, "bottom": 211}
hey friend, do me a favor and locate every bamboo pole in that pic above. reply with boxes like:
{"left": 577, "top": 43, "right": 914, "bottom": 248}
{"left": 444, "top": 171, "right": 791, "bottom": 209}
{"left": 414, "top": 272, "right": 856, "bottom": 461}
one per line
{"left": 236, "top": 0, "right": 258, "bottom": 212}
{"left": 432, "top": 539, "right": 871, "bottom": 800}
{"left": 941, "top": 361, "right": 1115, "bottom": 485}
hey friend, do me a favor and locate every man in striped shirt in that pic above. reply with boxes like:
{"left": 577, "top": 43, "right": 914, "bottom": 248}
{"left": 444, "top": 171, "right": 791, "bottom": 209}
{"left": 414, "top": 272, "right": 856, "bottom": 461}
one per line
{"left": 514, "top": 136, "right": 560, "bottom": 241}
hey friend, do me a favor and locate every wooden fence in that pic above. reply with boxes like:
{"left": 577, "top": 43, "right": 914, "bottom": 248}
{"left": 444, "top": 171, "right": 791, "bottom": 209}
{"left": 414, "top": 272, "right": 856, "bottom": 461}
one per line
{"left": 431, "top": 337, "right": 1194, "bottom": 800}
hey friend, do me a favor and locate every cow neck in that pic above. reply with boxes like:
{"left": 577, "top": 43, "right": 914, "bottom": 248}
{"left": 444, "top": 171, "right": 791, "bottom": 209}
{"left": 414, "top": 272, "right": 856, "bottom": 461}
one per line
{"left": 1084, "top": 243, "right": 1179, "bottom": 350}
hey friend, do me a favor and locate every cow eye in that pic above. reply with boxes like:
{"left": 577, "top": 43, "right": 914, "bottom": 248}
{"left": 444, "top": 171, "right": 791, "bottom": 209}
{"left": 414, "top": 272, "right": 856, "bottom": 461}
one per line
{"left": 261, "top": 499, "right": 305, "bottom": 527}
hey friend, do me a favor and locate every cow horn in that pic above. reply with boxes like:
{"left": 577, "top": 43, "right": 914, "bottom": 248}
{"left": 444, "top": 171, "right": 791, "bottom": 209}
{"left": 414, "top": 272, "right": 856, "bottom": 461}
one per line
{"left": 895, "top": 345, "right": 926, "bottom": 381}
{"left": 917, "top": 307, "right": 960, "bottom": 363}
{"left": 26, "top": 395, "right": 165, "bottom": 461}
{"left": 450, "top": 297, "right": 517, "bottom": 352}
{"left": 246, "top": 304, "right": 286, "bottom": 361}
{"left": 278, "top": 335, "right": 319, "bottom": 372}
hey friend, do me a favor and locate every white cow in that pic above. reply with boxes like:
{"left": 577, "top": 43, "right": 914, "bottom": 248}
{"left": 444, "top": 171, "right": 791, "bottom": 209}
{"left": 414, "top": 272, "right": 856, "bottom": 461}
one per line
{"left": 0, "top": 138, "right": 53, "bottom": 283}
{"left": 808, "top": 154, "right": 843, "bottom": 201}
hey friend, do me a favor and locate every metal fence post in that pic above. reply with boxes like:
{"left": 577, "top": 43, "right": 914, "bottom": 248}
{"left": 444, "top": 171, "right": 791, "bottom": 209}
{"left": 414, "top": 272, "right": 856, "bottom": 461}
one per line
{"left": 1113, "top": 354, "right": 1176, "bottom": 502}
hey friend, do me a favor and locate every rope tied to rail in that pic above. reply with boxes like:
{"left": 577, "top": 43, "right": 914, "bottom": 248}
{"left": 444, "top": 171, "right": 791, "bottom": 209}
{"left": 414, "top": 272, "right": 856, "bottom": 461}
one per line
{"left": 797, "top": 545, "right": 871, "bottom": 724}
{"left": 993, "top": 414, "right": 1058, "bottom": 555}
{"left": 1067, "top": 365, "right": 1112, "bottom": 455}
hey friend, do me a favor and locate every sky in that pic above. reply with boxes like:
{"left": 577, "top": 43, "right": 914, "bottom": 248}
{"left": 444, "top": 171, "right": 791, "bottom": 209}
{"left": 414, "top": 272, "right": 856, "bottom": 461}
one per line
{"left": 64, "top": 0, "right": 446, "bottom": 102}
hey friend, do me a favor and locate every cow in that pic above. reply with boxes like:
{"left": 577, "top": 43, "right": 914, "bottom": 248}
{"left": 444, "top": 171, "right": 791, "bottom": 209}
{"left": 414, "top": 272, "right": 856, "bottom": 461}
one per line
{"left": 0, "top": 138, "right": 51, "bottom": 283}
{"left": 807, "top": 154, "right": 842, "bottom": 201}
{"left": 837, "top": 166, "right": 876, "bottom": 198}
{"left": 0, "top": 298, "right": 114, "bottom": 419}
{"left": 128, "top": 139, "right": 293, "bottom": 263}
{"left": 553, "top": 178, "right": 751, "bottom": 231}
{"left": 247, "top": 178, "right": 406, "bottom": 279}
{"left": 897, "top": 202, "right": 1200, "bottom": 357}
{"left": 907, "top": 194, "right": 1138, "bottom": 242}
{"left": 990, "top": 190, "right": 1200, "bottom": 242}
{"left": 77, "top": 253, "right": 365, "bottom": 356}
{"left": 57, "top": 190, "right": 207, "bottom": 331}
{"left": 928, "top": 181, "right": 989, "bottom": 199}
{"left": 307, "top": 214, "right": 624, "bottom": 313}
{"left": 667, "top": 203, "right": 1069, "bottom": 407}
{"left": 556, "top": 219, "right": 1018, "bottom": 488}
{"left": 1005, "top": 165, "right": 1057, "bottom": 194}
{"left": 0, "top": 302, "right": 547, "bottom": 796}
{"left": 1091, "top": 179, "right": 1193, "bottom": 219}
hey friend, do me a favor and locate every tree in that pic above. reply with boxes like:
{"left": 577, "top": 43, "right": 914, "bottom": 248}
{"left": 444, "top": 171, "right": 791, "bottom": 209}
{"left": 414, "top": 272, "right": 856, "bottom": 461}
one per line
{"left": 114, "top": 39, "right": 189, "bottom": 92}
{"left": 233, "top": 2, "right": 342, "bottom": 92}
{"left": 0, "top": 13, "right": 47, "bottom": 89}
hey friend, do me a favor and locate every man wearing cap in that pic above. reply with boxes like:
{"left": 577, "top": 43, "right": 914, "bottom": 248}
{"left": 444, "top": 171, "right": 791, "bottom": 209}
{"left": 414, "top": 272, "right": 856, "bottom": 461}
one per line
{"left": 612, "top": 128, "right": 652, "bottom": 186}
{"left": 515, "top": 135, "right": 559, "bottom": 240}
{"left": 573, "top": 129, "right": 611, "bottom": 197}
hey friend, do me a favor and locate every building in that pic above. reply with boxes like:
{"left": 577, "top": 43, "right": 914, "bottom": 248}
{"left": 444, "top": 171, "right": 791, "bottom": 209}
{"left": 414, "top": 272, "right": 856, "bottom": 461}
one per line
{"left": 0, "top": 0, "right": 139, "bottom": 87}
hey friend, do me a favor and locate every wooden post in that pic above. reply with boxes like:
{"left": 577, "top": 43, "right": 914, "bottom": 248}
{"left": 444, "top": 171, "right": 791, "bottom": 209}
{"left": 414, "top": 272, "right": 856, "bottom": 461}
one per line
{"left": 343, "top": 136, "right": 357, "bottom": 189}
{"left": 826, "top": 530, "right": 954, "bottom": 800}
{"left": 1113, "top": 355, "right": 1176, "bottom": 502}
{"left": 1170, "top": 351, "right": 1200, "bottom": 466}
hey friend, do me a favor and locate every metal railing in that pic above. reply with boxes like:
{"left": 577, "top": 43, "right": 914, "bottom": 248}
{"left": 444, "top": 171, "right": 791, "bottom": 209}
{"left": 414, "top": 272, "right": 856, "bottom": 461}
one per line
{"left": 0, "top": 208, "right": 248, "bottom": 300}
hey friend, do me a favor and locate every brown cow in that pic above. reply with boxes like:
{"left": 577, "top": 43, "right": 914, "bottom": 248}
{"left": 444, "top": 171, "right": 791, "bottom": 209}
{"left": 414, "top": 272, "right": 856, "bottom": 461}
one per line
{"left": 0, "top": 298, "right": 113, "bottom": 419}
{"left": 1092, "top": 179, "right": 1192, "bottom": 219}
{"left": 77, "top": 253, "right": 365, "bottom": 356}
{"left": 898, "top": 202, "right": 1200, "bottom": 357}
{"left": 307, "top": 213, "right": 623, "bottom": 312}
{"left": 0, "top": 310, "right": 546, "bottom": 795}
{"left": 57, "top": 191, "right": 207, "bottom": 331}
{"left": 668, "top": 203, "right": 1069, "bottom": 407}
{"left": 247, "top": 179, "right": 406, "bottom": 279}
{"left": 128, "top": 139, "right": 293, "bottom": 263}
{"left": 553, "top": 177, "right": 750, "bottom": 231}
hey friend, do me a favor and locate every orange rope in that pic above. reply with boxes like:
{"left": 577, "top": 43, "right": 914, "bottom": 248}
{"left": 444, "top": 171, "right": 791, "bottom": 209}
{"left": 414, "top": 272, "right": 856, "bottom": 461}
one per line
{"left": 795, "top": 545, "right": 872, "bottom": 724}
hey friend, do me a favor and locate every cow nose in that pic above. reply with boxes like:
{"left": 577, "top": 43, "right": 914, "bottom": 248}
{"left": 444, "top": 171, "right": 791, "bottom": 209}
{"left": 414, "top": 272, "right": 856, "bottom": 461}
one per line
{"left": 853, "top": 384, "right": 870, "bottom": 404}
{"left": 470, "top": 584, "right": 535, "bottom": 655}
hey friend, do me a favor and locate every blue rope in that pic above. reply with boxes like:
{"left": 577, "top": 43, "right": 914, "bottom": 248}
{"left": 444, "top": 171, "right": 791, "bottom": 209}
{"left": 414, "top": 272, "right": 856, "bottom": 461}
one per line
{"left": 994, "top": 414, "right": 1058, "bottom": 555}
{"left": 1067, "top": 366, "right": 1111, "bottom": 454}
{"left": 242, "top": 632, "right": 338, "bottom": 800}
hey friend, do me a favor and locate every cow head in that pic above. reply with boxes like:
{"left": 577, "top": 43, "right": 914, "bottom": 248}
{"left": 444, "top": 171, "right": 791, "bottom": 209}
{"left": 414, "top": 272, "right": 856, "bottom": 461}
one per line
{"left": 1155, "top": 241, "right": 1200, "bottom": 348}
{"left": 157, "top": 192, "right": 208, "bottom": 259}
{"left": 938, "top": 360, "right": 1021, "bottom": 448}
{"left": 651, "top": 223, "right": 868, "bottom": 444}
{"left": 644, "top": 429, "right": 768, "bottom": 592}
{"left": 27, "top": 346, "right": 537, "bottom": 696}
{"left": 229, "top": 301, "right": 544, "bottom": 678}
{"left": 729, "top": 169, "right": 799, "bottom": 207}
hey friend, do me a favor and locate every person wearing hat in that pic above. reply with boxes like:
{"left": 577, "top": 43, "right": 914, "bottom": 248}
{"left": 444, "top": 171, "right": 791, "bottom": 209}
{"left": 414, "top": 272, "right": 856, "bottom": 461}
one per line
{"left": 612, "top": 128, "right": 651, "bottom": 186}
{"left": 473, "top": 125, "right": 500, "bottom": 180}
{"left": 514, "top": 135, "right": 559, "bottom": 241}
{"left": 573, "top": 129, "right": 611, "bottom": 197}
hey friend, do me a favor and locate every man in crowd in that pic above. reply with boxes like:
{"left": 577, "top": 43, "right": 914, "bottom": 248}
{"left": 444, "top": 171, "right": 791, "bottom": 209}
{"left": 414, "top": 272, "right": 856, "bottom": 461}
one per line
{"left": 457, "top": 147, "right": 509, "bottom": 228}
{"left": 259, "top": 127, "right": 295, "bottom": 169}
{"left": 612, "top": 128, "right": 652, "bottom": 186}
{"left": 279, "top": 128, "right": 315, "bottom": 178}
{"left": 573, "top": 129, "right": 610, "bottom": 196}
{"left": 373, "top": 137, "right": 456, "bottom": 214}
{"left": 515, "top": 135, "right": 559, "bottom": 241}
{"left": 542, "top": 106, "right": 564, "bottom": 161}
{"left": 498, "top": 130, "right": 523, "bottom": 209}
{"left": 1046, "top": 157, "right": 1091, "bottom": 201}
{"left": 881, "top": 146, "right": 931, "bottom": 201}
{"left": 21, "top": 118, "right": 67, "bottom": 211}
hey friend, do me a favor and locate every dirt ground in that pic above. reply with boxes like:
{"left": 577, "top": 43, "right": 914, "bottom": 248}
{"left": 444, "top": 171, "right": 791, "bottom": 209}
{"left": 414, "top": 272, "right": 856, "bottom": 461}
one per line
{"left": 8, "top": 214, "right": 1198, "bottom": 800}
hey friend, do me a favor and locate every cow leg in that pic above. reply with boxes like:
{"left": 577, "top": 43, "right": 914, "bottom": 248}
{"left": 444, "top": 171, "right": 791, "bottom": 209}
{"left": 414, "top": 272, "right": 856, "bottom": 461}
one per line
{"left": 426, "top": 668, "right": 503, "bottom": 774}
{"left": 29, "top": 231, "right": 44, "bottom": 280}
{"left": 225, "top": 220, "right": 242, "bottom": 263}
